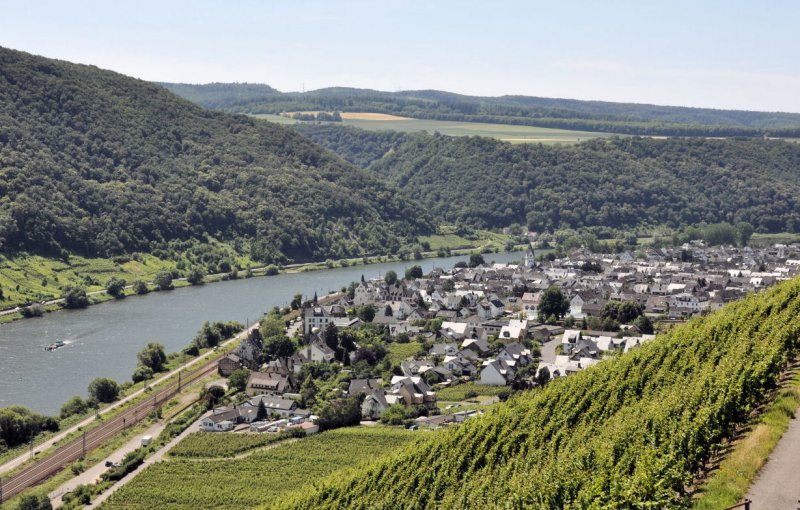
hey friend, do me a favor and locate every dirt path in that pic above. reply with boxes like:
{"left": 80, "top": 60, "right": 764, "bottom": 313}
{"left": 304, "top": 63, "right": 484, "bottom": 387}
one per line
{"left": 745, "top": 412, "right": 800, "bottom": 509}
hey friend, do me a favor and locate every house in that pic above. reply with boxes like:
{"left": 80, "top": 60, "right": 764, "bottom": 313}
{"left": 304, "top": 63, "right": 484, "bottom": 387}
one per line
{"left": 218, "top": 353, "right": 242, "bottom": 376}
{"left": 200, "top": 408, "right": 240, "bottom": 432}
{"left": 461, "top": 338, "right": 491, "bottom": 357}
{"left": 243, "top": 395, "right": 305, "bottom": 418}
{"left": 498, "top": 320, "right": 528, "bottom": 342}
{"left": 246, "top": 371, "right": 296, "bottom": 396}
{"left": 361, "top": 389, "right": 390, "bottom": 419}
{"left": 497, "top": 342, "right": 533, "bottom": 367}
{"left": 348, "top": 378, "right": 383, "bottom": 396}
{"left": 234, "top": 333, "right": 263, "bottom": 369}
{"left": 389, "top": 376, "right": 437, "bottom": 409}
{"left": 443, "top": 355, "right": 477, "bottom": 377}
{"left": 401, "top": 359, "right": 435, "bottom": 377}
{"left": 296, "top": 337, "right": 336, "bottom": 363}
{"left": 479, "top": 359, "right": 515, "bottom": 386}
{"left": 304, "top": 306, "right": 332, "bottom": 334}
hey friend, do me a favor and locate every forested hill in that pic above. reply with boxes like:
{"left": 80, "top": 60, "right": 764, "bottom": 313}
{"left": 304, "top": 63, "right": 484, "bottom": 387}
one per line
{"left": 0, "top": 47, "right": 432, "bottom": 263}
{"left": 277, "top": 275, "right": 800, "bottom": 509}
{"left": 292, "top": 124, "right": 800, "bottom": 235}
{"left": 161, "top": 82, "right": 800, "bottom": 137}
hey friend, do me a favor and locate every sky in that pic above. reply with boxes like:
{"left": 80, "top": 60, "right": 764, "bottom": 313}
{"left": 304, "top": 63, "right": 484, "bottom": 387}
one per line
{"left": 2, "top": 0, "right": 799, "bottom": 112}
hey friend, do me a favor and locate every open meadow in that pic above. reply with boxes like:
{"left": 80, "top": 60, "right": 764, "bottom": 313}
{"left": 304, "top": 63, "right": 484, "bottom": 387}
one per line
{"left": 254, "top": 113, "right": 614, "bottom": 144}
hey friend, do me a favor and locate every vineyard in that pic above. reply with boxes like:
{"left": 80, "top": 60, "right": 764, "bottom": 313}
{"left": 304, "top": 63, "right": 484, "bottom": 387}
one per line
{"left": 167, "top": 432, "right": 289, "bottom": 459}
{"left": 100, "top": 427, "right": 418, "bottom": 509}
{"left": 435, "top": 382, "right": 509, "bottom": 401}
{"left": 274, "top": 276, "right": 800, "bottom": 509}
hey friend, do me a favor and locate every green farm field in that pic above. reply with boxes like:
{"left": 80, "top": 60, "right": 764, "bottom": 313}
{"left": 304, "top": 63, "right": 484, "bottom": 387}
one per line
{"left": 100, "top": 427, "right": 419, "bottom": 510}
{"left": 254, "top": 113, "right": 614, "bottom": 144}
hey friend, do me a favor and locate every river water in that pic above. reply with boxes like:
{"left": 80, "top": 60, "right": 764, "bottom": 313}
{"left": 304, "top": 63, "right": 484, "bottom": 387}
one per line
{"left": 0, "top": 252, "right": 523, "bottom": 414}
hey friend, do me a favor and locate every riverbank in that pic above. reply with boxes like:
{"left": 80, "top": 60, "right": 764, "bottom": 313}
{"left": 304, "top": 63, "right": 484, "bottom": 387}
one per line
{"left": 0, "top": 251, "right": 526, "bottom": 415}
{"left": 0, "top": 239, "right": 525, "bottom": 326}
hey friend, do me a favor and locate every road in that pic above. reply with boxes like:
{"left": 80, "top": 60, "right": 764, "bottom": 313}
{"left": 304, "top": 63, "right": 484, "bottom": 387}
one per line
{"left": 745, "top": 412, "right": 800, "bottom": 508}
{"left": 540, "top": 338, "right": 559, "bottom": 364}
{"left": 0, "top": 323, "right": 258, "bottom": 504}
{"left": 84, "top": 410, "right": 208, "bottom": 509}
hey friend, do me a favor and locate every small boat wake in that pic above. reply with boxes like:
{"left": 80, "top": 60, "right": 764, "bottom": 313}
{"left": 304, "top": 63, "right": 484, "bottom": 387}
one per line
{"left": 44, "top": 339, "right": 69, "bottom": 352}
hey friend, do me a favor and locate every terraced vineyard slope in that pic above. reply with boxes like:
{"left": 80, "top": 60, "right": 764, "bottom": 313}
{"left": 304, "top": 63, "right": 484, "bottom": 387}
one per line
{"left": 276, "top": 276, "right": 800, "bottom": 509}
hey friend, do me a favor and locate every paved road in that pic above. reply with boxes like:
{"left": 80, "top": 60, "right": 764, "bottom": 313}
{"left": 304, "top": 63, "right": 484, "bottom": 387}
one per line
{"left": 746, "top": 413, "right": 800, "bottom": 509}
{"left": 540, "top": 338, "right": 560, "bottom": 364}
{"left": 0, "top": 323, "right": 258, "bottom": 503}
{"left": 48, "top": 423, "right": 163, "bottom": 507}
{"left": 85, "top": 411, "right": 210, "bottom": 509}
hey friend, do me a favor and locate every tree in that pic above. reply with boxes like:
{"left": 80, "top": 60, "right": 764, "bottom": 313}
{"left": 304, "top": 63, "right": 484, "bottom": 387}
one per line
{"left": 62, "top": 286, "right": 89, "bottom": 309}
{"left": 404, "top": 265, "right": 423, "bottom": 280}
{"left": 469, "top": 253, "right": 485, "bottom": 268}
{"left": 133, "top": 280, "right": 149, "bottom": 295}
{"left": 635, "top": 315, "right": 655, "bottom": 334}
{"left": 290, "top": 293, "right": 303, "bottom": 310}
{"left": 384, "top": 270, "right": 398, "bottom": 285}
{"left": 735, "top": 221, "right": 755, "bottom": 246}
{"left": 187, "top": 268, "right": 204, "bottom": 285}
{"left": 131, "top": 365, "right": 154, "bottom": 383}
{"left": 88, "top": 377, "right": 119, "bottom": 403}
{"left": 0, "top": 285, "right": 5, "bottom": 300}
{"left": 105, "top": 277, "right": 126, "bottom": 298}
{"left": 201, "top": 385, "right": 226, "bottom": 409}
{"left": 154, "top": 270, "right": 173, "bottom": 290}
{"left": 16, "top": 494, "right": 52, "bottom": 510}
{"left": 316, "top": 396, "right": 362, "bottom": 431}
{"left": 228, "top": 369, "right": 250, "bottom": 393}
{"left": 256, "top": 399, "right": 267, "bottom": 421}
{"left": 137, "top": 343, "right": 167, "bottom": 372}
{"left": 538, "top": 287, "right": 569, "bottom": 320}
{"left": 536, "top": 366, "right": 551, "bottom": 387}
{"left": 259, "top": 316, "right": 285, "bottom": 339}
{"left": 263, "top": 335, "right": 295, "bottom": 359}
{"left": 60, "top": 396, "right": 88, "bottom": 419}
{"left": 357, "top": 304, "right": 376, "bottom": 323}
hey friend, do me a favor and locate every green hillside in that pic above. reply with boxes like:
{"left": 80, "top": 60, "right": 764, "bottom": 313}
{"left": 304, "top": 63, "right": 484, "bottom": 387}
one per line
{"left": 0, "top": 47, "right": 432, "bottom": 265}
{"left": 276, "top": 276, "right": 800, "bottom": 509}
{"left": 291, "top": 124, "right": 800, "bottom": 234}
{"left": 161, "top": 82, "right": 800, "bottom": 137}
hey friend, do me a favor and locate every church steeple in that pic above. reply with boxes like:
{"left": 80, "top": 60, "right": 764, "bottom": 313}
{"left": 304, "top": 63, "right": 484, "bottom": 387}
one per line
{"left": 525, "top": 243, "right": 536, "bottom": 269}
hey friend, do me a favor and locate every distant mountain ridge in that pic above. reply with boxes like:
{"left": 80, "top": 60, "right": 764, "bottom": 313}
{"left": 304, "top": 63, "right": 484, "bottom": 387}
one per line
{"left": 0, "top": 47, "right": 432, "bottom": 263}
{"left": 161, "top": 82, "right": 800, "bottom": 137}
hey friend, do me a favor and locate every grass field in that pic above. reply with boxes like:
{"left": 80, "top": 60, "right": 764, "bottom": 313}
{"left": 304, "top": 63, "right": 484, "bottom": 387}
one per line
{"left": 387, "top": 342, "right": 422, "bottom": 366}
{"left": 254, "top": 113, "right": 613, "bottom": 144}
{"left": 101, "top": 427, "right": 419, "bottom": 510}
{"left": 435, "top": 382, "right": 509, "bottom": 401}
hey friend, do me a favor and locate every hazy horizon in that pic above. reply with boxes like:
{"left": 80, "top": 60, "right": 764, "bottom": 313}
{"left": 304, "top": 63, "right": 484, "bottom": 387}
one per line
{"left": 2, "top": 0, "right": 799, "bottom": 113}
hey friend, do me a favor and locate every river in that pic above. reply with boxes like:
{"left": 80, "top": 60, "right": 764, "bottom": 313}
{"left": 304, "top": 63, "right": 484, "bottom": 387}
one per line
{"left": 0, "top": 252, "right": 524, "bottom": 415}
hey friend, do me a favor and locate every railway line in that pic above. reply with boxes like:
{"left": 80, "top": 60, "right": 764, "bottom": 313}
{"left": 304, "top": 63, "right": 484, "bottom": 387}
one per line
{"left": 0, "top": 362, "right": 218, "bottom": 503}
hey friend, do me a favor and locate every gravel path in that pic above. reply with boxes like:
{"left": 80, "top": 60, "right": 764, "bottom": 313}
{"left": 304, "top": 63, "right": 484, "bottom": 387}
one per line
{"left": 746, "top": 413, "right": 800, "bottom": 509}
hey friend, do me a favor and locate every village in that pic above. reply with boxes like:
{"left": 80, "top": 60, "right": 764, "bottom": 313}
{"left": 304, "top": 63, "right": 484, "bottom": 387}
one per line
{"left": 202, "top": 240, "right": 800, "bottom": 436}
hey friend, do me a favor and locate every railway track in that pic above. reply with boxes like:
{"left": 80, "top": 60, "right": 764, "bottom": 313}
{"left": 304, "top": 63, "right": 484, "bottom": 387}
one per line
{"left": 0, "top": 361, "right": 218, "bottom": 503}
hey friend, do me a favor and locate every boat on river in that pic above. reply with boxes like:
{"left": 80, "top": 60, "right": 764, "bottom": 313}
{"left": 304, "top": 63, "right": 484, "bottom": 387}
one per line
{"left": 44, "top": 340, "right": 65, "bottom": 351}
